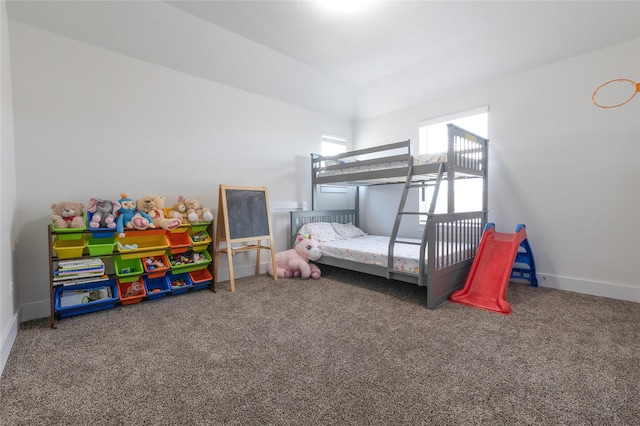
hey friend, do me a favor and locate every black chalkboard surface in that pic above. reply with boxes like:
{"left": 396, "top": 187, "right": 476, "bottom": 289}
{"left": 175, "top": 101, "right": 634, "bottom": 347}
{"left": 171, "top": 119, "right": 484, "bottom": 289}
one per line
{"left": 225, "top": 188, "right": 270, "bottom": 240}
{"left": 214, "top": 185, "right": 278, "bottom": 292}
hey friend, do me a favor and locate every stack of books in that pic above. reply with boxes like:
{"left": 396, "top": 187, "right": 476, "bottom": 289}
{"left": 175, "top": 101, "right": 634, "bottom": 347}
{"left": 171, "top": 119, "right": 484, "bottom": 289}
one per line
{"left": 54, "top": 258, "right": 107, "bottom": 286}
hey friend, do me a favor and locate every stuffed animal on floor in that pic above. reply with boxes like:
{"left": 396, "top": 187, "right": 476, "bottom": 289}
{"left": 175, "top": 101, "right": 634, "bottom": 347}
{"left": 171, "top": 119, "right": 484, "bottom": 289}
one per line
{"left": 116, "top": 194, "right": 155, "bottom": 237}
{"left": 185, "top": 197, "right": 213, "bottom": 223}
{"left": 86, "top": 198, "right": 119, "bottom": 229}
{"left": 268, "top": 234, "right": 322, "bottom": 279}
{"left": 51, "top": 201, "right": 85, "bottom": 229}
{"left": 136, "top": 195, "right": 182, "bottom": 231}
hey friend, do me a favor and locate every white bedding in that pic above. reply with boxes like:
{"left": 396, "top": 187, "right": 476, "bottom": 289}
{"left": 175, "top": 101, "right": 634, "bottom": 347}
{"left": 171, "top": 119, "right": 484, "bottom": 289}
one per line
{"left": 318, "top": 235, "right": 472, "bottom": 273}
{"left": 296, "top": 221, "right": 473, "bottom": 273}
{"left": 318, "top": 153, "right": 446, "bottom": 177}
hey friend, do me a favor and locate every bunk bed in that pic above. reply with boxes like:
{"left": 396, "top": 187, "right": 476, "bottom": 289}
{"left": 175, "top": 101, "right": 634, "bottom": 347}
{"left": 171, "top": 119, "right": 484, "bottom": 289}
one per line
{"left": 290, "top": 124, "right": 488, "bottom": 309}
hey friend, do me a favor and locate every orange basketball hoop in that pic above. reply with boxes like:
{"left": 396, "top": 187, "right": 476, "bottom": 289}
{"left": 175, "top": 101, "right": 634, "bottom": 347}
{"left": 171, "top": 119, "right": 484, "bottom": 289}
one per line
{"left": 592, "top": 78, "right": 640, "bottom": 108}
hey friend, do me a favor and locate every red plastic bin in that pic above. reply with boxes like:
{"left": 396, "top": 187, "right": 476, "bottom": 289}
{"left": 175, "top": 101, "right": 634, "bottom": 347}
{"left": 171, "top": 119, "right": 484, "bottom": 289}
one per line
{"left": 189, "top": 269, "right": 213, "bottom": 290}
{"left": 166, "top": 232, "right": 191, "bottom": 254}
{"left": 117, "top": 278, "right": 146, "bottom": 305}
{"left": 141, "top": 254, "right": 170, "bottom": 278}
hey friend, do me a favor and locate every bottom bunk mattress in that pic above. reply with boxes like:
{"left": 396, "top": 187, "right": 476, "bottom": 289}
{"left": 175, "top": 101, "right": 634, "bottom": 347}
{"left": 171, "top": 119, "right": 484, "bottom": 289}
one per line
{"left": 317, "top": 235, "right": 473, "bottom": 273}
{"left": 296, "top": 220, "right": 477, "bottom": 275}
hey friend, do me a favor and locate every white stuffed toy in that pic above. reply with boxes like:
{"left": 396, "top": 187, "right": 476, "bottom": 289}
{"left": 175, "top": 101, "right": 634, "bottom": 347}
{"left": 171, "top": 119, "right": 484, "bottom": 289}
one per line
{"left": 268, "top": 234, "right": 322, "bottom": 279}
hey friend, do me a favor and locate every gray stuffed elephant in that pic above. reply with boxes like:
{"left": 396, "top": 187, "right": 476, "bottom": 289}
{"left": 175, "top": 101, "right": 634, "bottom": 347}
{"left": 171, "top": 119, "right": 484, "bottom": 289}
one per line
{"left": 87, "top": 198, "right": 120, "bottom": 229}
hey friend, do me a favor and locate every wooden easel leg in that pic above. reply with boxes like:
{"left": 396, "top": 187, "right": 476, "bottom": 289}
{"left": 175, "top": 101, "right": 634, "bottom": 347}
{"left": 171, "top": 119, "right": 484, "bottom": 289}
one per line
{"left": 213, "top": 249, "right": 220, "bottom": 285}
{"left": 270, "top": 246, "right": 278, "bottom": 281}
{"left": 212, "top": 249, "right": 219, "bottom": 292}
{"left": 255, "top": 240, "right": 261, "bottom": 276}
{"left": 227, "top": 250, "right": 236, "bottom": 292}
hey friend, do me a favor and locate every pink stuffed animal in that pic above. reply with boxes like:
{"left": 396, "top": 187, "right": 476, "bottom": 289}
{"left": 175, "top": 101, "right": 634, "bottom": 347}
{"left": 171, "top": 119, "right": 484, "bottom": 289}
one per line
{"left": 268, "top": 235, "right": 322, "bottom": 279}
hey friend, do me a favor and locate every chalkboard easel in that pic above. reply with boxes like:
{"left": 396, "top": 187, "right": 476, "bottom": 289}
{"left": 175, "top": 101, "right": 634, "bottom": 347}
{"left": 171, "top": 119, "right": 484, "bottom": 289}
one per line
{"left": 214, "top": 185, "right": 278, "bottom": 292}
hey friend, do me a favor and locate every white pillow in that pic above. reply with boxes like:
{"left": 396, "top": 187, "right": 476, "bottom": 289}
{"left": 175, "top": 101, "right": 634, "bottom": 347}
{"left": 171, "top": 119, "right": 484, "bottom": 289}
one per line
{"left": 298, "top": 222, "right": 342, "bottom": 242}
{"left": 331, "top": 222, "right": 366, "bottom": 239}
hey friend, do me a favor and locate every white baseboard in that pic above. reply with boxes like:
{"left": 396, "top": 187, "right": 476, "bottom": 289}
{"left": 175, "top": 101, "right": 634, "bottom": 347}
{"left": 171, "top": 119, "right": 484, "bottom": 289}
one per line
{"left": 537, "top": 273, "right": 640, "bottom": 303}
{"left": 1, "top": 309, "right": 19, "bottom": 376}
{"left": 210, "top": 267, "right": 640, "bottom": 304}
{"left": 19, "top": 299, "right": 50, "bottom": 322}
{"left": 214, "top": 262, "right": 270, "bottom": 283}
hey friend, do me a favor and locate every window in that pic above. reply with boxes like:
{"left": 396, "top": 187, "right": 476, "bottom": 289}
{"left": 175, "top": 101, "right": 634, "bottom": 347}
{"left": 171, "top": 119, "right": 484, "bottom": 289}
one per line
{"left": 418, "top": 108, "right": 488, "bottom": 220}
{"left": 320, "top": 132, "right": 348, "bottom": 193}
{"left": 321, "top": 132, "right": 347, "bottom": 156}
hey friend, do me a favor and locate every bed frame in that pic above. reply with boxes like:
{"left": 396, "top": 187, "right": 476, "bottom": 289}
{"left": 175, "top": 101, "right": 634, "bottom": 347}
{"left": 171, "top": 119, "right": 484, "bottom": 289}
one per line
{"left": 293, "top": 124, "right": 489, "bottom": 309}
{"left": 311, "top": 124, "right": 487, "bottom": 213}
{"left": 291, "top": 210, "right": 485, "bottom": 309}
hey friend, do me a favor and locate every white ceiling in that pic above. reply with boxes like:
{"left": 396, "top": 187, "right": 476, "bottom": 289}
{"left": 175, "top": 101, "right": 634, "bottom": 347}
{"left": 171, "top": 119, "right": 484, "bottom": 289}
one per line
{"left": 6, "top": 1, "right": 640, "bottom": 120}
{"left": 166, "top": 0, "right": 640, "bottom": 87}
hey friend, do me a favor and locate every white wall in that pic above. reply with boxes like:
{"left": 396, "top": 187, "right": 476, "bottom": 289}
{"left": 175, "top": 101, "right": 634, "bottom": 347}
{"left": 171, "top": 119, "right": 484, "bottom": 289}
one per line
{"left": 0, "top": 0, "right": 18, "bottom": 375}
{"left": 355, "top": 38, "right": 640, "bottom": 303}
{"left": 5, "top": 1, "right": 357, "bottom": 121}
{"left": 9, "top": 22, "right": 352, "bottom": 321}
{"left": 5, "top": 7, "right": 639, "bottom": 340}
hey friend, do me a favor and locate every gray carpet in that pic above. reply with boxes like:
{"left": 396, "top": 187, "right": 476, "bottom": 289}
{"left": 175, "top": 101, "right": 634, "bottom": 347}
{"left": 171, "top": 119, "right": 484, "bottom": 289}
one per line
{"left": 2, "top": 266, "right": 639, "bottom": 425}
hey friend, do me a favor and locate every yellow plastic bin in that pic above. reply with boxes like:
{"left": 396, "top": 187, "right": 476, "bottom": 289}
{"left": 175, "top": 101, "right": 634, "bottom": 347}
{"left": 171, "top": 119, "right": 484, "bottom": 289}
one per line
{"left": 163, "top": 209, "right": 190, "bottom": 234}
{"left": 188, "top": 230, "right": 211, "bottom": 252}
{"left": 53, "top": 235, "right": 86, "bottom": 259}
{"left": 115, "top": 232, "right": 169, "bottom": 259}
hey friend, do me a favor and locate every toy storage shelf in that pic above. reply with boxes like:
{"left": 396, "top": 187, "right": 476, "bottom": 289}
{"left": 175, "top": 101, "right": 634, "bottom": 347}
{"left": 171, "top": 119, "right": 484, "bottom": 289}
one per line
{"left": 47, "top": 223, "right": 214, "bottom": 329}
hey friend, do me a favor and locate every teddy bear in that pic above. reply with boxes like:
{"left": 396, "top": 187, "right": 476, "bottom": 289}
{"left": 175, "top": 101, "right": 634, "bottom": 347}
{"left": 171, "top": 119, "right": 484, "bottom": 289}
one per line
{"left": 136, "top": 195, "right": 182, "bottom": 231}
{"left": 51, "top": 201, "right": 85, "bottom": 229}
{"left": 165, "top": 195, "right": 189, "bottom": 221}
{"left": 185, "top": 198, "right": 214, "bottom": 223}
{"left": 115, "top": 194, "right": 155, "bottom": 237}
{"left": 267, "top": 234, "right": 322, "bottom": 279}
{"left": 86, "top": 198, "right": 119, "bottom": 229}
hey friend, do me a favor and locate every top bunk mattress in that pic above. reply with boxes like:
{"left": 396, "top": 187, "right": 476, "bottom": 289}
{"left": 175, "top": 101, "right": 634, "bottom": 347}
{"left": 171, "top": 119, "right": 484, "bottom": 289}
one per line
{"left": 312, "top": 126, "right": 487, "bottom": 186}
{"left": 317, "top": 152, "right": 446, "bottom": 178}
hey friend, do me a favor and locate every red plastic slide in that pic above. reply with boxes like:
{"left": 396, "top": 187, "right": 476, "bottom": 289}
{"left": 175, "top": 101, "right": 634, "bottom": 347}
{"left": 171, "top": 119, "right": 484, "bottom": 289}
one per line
{"left": 449, "top": 223, "right": 527, "bottom": 315}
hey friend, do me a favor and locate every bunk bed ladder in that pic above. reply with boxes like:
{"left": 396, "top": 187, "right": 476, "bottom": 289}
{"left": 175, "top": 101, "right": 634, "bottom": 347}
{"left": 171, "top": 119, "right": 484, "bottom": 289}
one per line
{"left": 388, "top": 162, "right": 445, "bottom": 285}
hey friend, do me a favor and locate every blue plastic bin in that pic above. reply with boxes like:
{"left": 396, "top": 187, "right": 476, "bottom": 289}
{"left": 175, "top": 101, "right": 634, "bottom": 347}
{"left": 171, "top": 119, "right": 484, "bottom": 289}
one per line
{"left": 54, "top": 280, "right": 118, "bottom": 318}
{"left": 143, "top": 275, "right": 171, "bottom": 300}
{"left": 86, "top": 212, "right": 117, "bottom": 239}
{"left": 166, "top": 272, "right": 193, "bottom": 295}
